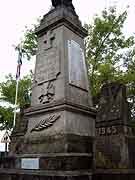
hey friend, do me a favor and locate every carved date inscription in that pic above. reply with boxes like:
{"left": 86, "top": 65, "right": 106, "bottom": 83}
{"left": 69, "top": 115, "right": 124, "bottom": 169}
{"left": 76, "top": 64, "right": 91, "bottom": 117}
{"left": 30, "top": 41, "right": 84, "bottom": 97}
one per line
{"left": 35, "top": 48, "right": 60, "bottom": 84}
{"left": 96, "top": 126, "right": 117, "bottom": 136}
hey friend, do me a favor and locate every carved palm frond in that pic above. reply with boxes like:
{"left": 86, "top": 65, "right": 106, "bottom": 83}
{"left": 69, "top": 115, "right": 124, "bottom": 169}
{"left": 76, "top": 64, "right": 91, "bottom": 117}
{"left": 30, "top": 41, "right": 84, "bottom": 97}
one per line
{"left": 31, "top": 114, "right": 60, "bottom": 132}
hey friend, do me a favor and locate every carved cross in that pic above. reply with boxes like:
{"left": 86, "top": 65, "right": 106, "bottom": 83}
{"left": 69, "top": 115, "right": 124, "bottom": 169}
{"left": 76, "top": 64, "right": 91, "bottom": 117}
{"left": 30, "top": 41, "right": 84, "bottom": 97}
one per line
{"left": 43, "top": 30, "right": 56, "bottom": 50}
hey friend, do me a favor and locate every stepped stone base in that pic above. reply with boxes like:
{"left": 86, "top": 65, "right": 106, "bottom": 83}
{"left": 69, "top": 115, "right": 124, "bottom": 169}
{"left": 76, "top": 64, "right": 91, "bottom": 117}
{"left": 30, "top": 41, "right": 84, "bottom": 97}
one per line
{"left": 0, "top": 153, "right": 93, "bottom": 180}
{"left": 0, "top": 169, "right": 92, "bottom": 180}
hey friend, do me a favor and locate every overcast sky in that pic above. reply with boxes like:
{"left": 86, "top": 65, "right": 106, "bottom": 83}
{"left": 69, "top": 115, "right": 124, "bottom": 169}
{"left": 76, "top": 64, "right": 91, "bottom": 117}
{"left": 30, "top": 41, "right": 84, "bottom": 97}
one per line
{"left": 0, "top": 0, "right": 134, "bottom": 148}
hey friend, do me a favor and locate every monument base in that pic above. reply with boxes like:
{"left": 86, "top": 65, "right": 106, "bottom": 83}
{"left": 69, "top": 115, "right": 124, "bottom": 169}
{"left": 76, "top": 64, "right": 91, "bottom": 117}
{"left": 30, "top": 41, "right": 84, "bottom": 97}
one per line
{"left": 0, "top": 153, "right": 93, "bottom": 180}
{"left": 0, "top": 169, "right": 92, "bottom": 180}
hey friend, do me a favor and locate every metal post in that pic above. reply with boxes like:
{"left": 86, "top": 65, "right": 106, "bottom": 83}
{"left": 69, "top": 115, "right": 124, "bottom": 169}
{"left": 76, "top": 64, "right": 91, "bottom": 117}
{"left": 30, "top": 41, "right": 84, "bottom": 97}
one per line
{"left": 13, "top": 79, "right": 19, "bottom": 127}
{"left": 4, "top": 131, "right": 8, "bottom": 156}
{"left": 5, "top": 142, "right": 8, "bottom": 153}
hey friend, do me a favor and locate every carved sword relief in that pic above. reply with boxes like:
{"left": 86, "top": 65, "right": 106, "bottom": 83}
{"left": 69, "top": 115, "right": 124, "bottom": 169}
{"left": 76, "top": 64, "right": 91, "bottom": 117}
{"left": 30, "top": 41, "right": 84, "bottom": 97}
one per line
{"left": 38, "top": 81, "right": 55, "bottom": 104}
{"left": 31, "top": 114, "right": 60, "bottom": 132}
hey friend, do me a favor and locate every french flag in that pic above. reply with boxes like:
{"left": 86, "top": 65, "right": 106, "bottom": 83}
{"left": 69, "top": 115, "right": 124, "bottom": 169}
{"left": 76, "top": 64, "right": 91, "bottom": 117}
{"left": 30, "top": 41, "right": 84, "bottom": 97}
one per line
{"left": 16, "top": 50, "right": 22, "bottom": 80}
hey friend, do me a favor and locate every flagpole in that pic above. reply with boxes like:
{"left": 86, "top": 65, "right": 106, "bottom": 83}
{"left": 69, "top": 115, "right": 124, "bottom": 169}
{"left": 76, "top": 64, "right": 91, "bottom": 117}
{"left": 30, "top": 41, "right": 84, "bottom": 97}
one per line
{"left": 13, "top": 79, "right": 19, "bottom": 127}
{"left": 13, "top": 46, "right": 22, "bottom": 128}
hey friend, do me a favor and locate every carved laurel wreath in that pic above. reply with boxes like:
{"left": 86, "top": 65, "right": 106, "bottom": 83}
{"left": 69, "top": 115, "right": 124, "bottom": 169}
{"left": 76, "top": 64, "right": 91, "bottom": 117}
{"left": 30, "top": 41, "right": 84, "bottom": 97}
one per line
{"left": 31, "top": 114, "right": 60, "bottom": 132}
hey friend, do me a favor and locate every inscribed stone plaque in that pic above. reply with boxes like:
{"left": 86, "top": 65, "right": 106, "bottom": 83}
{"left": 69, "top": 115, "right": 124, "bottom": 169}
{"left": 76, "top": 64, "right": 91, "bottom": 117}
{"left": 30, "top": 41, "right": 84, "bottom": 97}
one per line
{"left": 68, "top": 40, "right": 88, "bottom": 90}
{"left": 21, "top": 158, "right": 39, "bottom": 169}
{"left": 35, "top": 47, "right": 60, "bottom": 84}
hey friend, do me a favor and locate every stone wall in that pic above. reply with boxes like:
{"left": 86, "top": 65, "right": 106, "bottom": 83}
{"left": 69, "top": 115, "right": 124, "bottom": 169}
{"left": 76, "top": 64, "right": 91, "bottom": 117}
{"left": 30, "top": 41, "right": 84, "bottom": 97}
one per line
{"left": 93, "top": 169, "right": 135, "bottom": 180}
{"left": 95, "top": 82, "right": 135, "bottom": 169}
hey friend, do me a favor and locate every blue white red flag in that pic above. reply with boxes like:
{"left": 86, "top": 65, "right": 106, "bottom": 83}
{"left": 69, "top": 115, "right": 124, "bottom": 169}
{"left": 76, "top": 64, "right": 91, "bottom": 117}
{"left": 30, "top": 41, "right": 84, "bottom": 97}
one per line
{"left": 16, "top": 50, "right": 22, "bottom": 80}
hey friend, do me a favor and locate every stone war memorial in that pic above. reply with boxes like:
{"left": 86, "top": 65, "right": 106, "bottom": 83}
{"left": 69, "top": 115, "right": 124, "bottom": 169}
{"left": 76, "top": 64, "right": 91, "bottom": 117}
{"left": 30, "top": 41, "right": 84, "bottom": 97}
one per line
{"left": 1, "top": 0, "right": 135, "bottom": 180}
{"left": 0, "top": 0, "right": 96, "bottom": 179}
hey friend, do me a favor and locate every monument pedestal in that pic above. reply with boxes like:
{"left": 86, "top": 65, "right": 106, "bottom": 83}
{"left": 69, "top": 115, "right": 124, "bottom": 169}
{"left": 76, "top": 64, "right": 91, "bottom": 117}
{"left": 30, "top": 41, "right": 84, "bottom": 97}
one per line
{"left": 0, "top": 2, "right": 95, "bottom": 180}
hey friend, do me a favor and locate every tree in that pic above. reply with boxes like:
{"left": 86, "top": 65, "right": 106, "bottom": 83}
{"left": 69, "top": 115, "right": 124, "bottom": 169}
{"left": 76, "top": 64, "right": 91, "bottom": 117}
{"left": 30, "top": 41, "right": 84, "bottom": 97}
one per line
{"left": 85, "top": 7, "right": 135, "bottom": 95}
{"left": 0, "top": 74, "right": 32, "bottom": 130}
{"left": 0, "top": 23, "right": 37, "bottom": 131}
{"left": 16, "top": 25, "right": 38, "bottom": 60}
{"left": 0, "top": 106, "right": 14, "bottom": 131}
{"left": 85, "top": 7, "right": 135, "bottom": 119}
{"left": 0, "top": 74, "right": 32, "bottom": 107}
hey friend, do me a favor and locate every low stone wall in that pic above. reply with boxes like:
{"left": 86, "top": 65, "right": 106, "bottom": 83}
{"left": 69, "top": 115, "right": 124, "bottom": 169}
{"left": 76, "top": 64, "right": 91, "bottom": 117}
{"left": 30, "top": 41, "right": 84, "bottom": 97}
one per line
{"left": 1, "top": 168, "right": 135, "bottom": 179}
{"left": 93, "top": 169, "right": 135, "bottom": 180}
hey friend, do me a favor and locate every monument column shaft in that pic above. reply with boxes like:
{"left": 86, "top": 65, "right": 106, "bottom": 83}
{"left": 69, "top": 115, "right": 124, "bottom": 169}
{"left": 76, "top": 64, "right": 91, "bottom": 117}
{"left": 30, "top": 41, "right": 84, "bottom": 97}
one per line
{"left": 28, "top": 19, "right": 95, "bottom": 153}
{"left": 22, "top": 5, "right": 96, "bottom": 156}
{"left": 23, "top": 6, "right": 95, "bottom": 167}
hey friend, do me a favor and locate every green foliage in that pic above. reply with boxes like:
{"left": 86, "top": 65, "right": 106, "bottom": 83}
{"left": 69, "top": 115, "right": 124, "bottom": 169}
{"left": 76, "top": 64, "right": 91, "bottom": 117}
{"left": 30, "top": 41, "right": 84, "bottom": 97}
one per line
{"left": 0, "top": 74, "right": 16, "bottom": 105}
{"left": 96, "top": 151, "right": 107, "bottom": 168}
{"left": 16, "top": 24, "right": 38, "bottom": 60}
{"left": 85, "top": 7, "right": 135, "bottom": 95}
{"left": 0, "top": 22, "right": 37, "bottom": 131}
{"left": 85, "top": 7, "right": 135, "bottom": 119}
{"left": 0, "top": 74, "right": 32, "bottom": 108}
{"left": 0, "top": 106, "right": 14, "bottom": 131}
{"left": 0, "top": 74, "right": 32, "bottom": 130}
{"left": 96, "top": 151, "right": 128, "bottom": 169}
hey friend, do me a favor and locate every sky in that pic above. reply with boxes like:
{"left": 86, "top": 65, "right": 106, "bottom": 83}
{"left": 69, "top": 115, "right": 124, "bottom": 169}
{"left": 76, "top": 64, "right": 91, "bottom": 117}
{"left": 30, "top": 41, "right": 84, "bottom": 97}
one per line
{"left": 0, "top": 0, "right": 134, "bottom": 149}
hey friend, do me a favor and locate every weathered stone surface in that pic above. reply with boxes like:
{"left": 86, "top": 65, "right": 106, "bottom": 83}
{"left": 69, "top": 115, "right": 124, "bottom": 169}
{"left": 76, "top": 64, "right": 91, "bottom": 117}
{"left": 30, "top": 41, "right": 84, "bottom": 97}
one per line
{"left": 35, "top": 48, "right": 60, "bottom": 84}
{"left": 96, "top": 82, "right": 129, "bottom": 123}
{"left": 9, "top": 109, "right": 28, "bottom": 155}
{"left": 32, "top": 23, "right": 92, "bottom": 108}
{"left": 95, "top": 82, "right": 135, "bottom": 169}
{"left": 63, "top": 25, "right": 92, "bottom": 107}
{"left": 38, "top": 81, "right": 55, "bottom": 104}
{"left": 31, "top": 114, "right": 61, "bottom": 132}
{"left": 35, "top": 6, "right": 84, "bottom": 37}
{"left": 127, "top": 137, "right": 135, "bottom": 168}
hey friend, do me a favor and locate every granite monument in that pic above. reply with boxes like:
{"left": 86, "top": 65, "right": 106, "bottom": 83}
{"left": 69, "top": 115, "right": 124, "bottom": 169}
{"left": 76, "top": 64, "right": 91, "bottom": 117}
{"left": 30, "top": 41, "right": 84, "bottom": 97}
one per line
{"left": 0, "top": 1, "right": 96, "bottom": 179}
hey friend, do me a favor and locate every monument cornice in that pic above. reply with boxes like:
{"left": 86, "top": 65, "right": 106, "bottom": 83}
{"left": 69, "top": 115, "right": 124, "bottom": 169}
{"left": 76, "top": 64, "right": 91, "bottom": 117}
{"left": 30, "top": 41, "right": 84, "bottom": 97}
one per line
{"left": 24, "top": 100, "right": 96, "bottom": 117}
{"left": 35, "top": 7, "right": 88, "bottom": 38}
